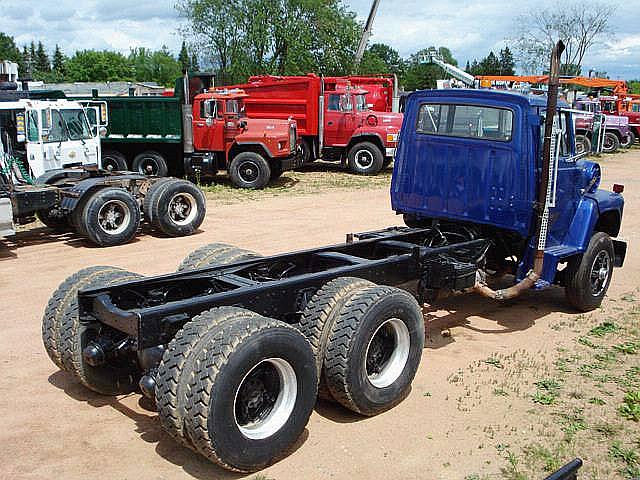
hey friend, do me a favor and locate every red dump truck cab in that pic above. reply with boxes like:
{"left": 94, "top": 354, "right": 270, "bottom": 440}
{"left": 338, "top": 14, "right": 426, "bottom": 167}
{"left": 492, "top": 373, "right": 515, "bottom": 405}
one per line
{"left": 188, "top": 90, "right": 299, "bottom": 189}
{"left": 324, "top": 75, "right": 397, "bottom": 112}
{"left": 227, "top": 75, "right": 403, "bottom": 175}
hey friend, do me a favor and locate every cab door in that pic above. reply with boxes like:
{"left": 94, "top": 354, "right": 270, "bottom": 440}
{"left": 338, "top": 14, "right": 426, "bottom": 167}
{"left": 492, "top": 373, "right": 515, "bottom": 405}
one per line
{"left": 193, "top": 99, "right": 224, "bottom": 151}
{"left": 22, "top": 107, "right": 48, "bottom": 178}
{"left": 324, "top": 94, "right": 355, "bottom": 147}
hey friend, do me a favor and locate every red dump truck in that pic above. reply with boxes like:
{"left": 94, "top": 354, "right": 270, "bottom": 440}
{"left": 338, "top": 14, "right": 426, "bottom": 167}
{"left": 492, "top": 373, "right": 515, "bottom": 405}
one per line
{"left": 226, "top": 74, "right": 403, "bottom": 175}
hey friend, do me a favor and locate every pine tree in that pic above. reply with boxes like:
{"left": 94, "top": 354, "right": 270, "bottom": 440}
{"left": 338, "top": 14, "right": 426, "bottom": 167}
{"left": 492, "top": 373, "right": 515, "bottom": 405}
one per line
{"left": 498, "top": 47, "right": 515, "bottom": 75}
{"left": 465, "top": 60, "right": 471, "bottom": 73}
{"left": 52, "top": 44, "right": 66, "bottom": 79}
{"left": 178, "top": 41, "right": 190, "bottom": 71}
{"left": 35, "top": 41, "right": 50, "bottom": 73}
{"left": 19, "top": 45, "right": 31, "bottom": 78}
{"left": 190, "top": 52, "right": 200, "bottom": 71}
{"left": 29, "top": 42, "right": 36, "bottom": 67}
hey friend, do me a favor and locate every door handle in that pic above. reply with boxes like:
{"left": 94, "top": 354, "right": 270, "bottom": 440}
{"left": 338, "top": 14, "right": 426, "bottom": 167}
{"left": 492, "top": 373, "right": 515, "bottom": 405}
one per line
{"left": 195, "top": 122, "right": 205, "bottom": 127}
{"left": 327, "top": 121, "right": 334, "bottom": 126}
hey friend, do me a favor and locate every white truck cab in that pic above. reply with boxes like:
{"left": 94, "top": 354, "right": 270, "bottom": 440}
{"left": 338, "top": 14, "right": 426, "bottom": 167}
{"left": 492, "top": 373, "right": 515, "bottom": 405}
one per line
{"left": 0, "top": 99, "right": 100, "bottom": 179}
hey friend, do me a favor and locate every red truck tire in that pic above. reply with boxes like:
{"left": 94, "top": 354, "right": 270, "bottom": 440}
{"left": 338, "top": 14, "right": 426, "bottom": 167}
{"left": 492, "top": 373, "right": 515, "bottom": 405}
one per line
{"left": 347, "top": 142, "right": 384, "bottom": 175}
{"left": 229, "top": 152, "right": 271, "bottom": 189}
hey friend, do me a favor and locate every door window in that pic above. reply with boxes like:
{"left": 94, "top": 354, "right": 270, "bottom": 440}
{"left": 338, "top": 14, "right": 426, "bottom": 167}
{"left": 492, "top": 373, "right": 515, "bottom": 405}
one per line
{"left": 27, "top": 110, "right": 39, "bottom": 142}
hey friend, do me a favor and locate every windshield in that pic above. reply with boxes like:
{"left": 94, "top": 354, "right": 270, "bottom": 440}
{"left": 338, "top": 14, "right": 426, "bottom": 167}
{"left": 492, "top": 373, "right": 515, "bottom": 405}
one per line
{"left": 60, "top": 109, "right": 93, "bottom": 140}
{"left": 355, "top": 94, "right": 368, "bottom": 112}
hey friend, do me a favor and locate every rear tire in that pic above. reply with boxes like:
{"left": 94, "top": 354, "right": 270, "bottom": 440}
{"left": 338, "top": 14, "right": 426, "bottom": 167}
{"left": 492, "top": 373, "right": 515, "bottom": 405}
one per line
{"left": 155, "top": 307, "right": 260, "bottom": 448}
{"left": 565, "top": 232, "right": 615, "bottom": 312}
{"left": 183, "top": 315, "right": 317, "bottom": 472}
{"left": 101, "top": 150, "right": 128, "bottom": 172}
{"left": 79, "top": 188, "right": 141, "bottom": 247}
{"left": 229, "top": 152, "right": 271, "bottom": 189}
{"left": 324, "top": 285, "right": 425, "bottom": 416}
{"left": 133, "top": 150, "right": 168, "bottom": 176}
{"left": 298, "top": 277, "right": 375, "bottom": 400}
{"left": 621, "top": 131, "right": 636, "bottom": 149}
{"left": 300, "top": 138, "right": 314, "bottom": 164}
{"left": 347, "top": 142, "right": 384, "bottom": 175}
{"left": 58, "top": 269, "right": 143, "bottom": 394}
{"left": 146, "top": 179, "right": 206, "bottom": 236}
{"left": 602, "top": 132, "right": 620, "bottom": 153}
{"left": 42, "top": 266, "right": 124, "bottom": 370}
{"left": 178, "top": 243, "right": 261, "bottom": 271}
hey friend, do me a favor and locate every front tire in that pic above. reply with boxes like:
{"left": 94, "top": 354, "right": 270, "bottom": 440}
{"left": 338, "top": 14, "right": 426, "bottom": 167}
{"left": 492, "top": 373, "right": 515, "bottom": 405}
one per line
{"left": 602, "top": 132, "right": 620, "bottom": 154}
{"left": 565, "top": 232, "right": 615, "bottom": 312}
{"left": 324, "top": 285, "right": 425, "bottom": 416}
{"left": 229, "top": 152, "right": 271, "bottom": 189}
{"left": 79, "top": 188, "right": 141, "bottom": 247}
{"left": 575, "top": 134, "right": 591, "bottom": 156}
{"left": 347, "top": 141, "right": 384, "bottom": 175}
{"left": 183, "top": 315, "right": 317, "bottom": 472}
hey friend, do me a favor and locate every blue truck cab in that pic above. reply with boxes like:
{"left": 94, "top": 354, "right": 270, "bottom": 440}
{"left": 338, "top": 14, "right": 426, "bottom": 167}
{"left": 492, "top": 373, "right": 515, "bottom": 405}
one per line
{"left": 392, "top": 89, "right": 626, "bottom": 311}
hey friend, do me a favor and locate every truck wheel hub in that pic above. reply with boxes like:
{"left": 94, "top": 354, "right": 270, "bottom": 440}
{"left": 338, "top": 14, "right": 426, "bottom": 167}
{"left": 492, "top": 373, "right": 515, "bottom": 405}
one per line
{"left": 238, "top": 161, "right": 260, "bottom": 183}
{"left": 168, "top": 193, "right": 197, "bottom": 225}
{"left": 98, "top": 200, "right": 130, "bottom": 235}
{"left": 365, "top": 318, "right": 410, "bottom": 389}
{"left": 590, "top": 251, "right": 610, "bottom": 296}
{"left": 234, "top": 358, "right": 297, "bottom": 439}
{"left": 354, "top": 150, "right": 374, "bottom": 169}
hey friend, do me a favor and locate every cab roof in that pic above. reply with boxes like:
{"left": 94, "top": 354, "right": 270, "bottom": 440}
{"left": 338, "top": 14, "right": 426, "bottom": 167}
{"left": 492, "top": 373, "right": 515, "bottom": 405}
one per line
{"left": 201, "top": 88, "right": 249, "bottom": 100}
{"left": 408, "top": 88, "right": 566, "bottom": 109}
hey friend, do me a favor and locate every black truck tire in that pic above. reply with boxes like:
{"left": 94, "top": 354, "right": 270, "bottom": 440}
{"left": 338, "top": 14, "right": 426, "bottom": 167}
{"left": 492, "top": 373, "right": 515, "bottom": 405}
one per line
{"left": 183, "top": 315, "right": 317, "bottom": 472}
{"left": 324, "top": 285, "right": 425, "bottom": 416}
{"left": 347, "top": 142, "right": 384, "bottom": 175}
{"left": 621, "top": 131, "right": 636, "bottom": 149}
{"left": 602, "top": 132, "right": 620, "bottom": 153}
{"left": 78, "top": 187, "right": 141, "bottom": 247}
{"left": 298, "top": 277, "right": 375, "bottom": 400}
{"left": 229, "top": 152, "right": 271, "bottom": 189}
{"left": 565, "top": 231, "right": 615, "bottom": 312}
{"left": 42, "top": 266, "right": 124, "bottom": 370}
{"left": 101, "top": 150, "right": 128, "bottom": 172}
{"left": 300, "top": 138, "right": 314, "bottom": 164}
{"left": 178, "top": 243, "right": 261, "bottom": 271}
{"left": 145, "top": 179, "right": 206, "bottom": 236}
{"left": 269, "top": 162, "right": 284, "bottom": 180}
{"left": 58, "top": 269, "right": 143, "bottom": 395}
{"left": 156, "top": 306, "right": 260, "bottom": 448}
{"left": 575, "top": 135, "right": 591, "bottom": 155}
{"left": 36, "top": 208, "right": 69, "bottom": 231}
{"left": 142, "top": 177, "right": 179, "bottom": 225}
{"left": 133, "top": 150, "right": 169, "bottom": 176}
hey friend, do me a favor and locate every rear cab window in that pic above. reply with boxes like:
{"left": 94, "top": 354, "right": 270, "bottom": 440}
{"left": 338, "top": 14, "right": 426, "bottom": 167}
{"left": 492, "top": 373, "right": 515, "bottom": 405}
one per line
{"left": 417, "top": 103, "right": 513, "bottom": 142}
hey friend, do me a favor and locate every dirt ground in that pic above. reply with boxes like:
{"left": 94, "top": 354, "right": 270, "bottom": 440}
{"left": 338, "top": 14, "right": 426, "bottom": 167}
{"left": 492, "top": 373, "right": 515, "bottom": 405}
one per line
{"left": 1, "top": 149, "right": 639, "bottom": 480}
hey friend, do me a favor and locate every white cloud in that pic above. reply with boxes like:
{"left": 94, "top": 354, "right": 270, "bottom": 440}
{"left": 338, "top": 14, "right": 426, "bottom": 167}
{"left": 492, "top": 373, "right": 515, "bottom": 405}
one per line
{"left": 1, "top": 0, "right": 638, "bottom": 79}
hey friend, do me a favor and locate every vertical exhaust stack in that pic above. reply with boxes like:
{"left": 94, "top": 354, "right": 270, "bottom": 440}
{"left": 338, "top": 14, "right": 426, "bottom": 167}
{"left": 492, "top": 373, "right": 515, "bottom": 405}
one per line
{"left": 474, "top": 40, "right": 565, "bottom": 300}
{"left": 182, "top": 71, "right": 194, "bottom": 155}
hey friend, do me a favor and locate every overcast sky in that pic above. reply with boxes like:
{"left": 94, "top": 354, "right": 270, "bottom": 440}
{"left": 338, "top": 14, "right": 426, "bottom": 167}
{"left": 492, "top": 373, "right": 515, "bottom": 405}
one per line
{"left": 1, "top": 0, "right": 639, "bottom": 79}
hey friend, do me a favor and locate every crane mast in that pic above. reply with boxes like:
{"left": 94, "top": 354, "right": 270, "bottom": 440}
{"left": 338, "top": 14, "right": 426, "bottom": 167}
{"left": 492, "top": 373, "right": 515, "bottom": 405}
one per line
{"left": 422, "top": 48, "right": 478, "bottom": 88}
{"left": 354, "top": 0, "right": 382, "bottom": 67}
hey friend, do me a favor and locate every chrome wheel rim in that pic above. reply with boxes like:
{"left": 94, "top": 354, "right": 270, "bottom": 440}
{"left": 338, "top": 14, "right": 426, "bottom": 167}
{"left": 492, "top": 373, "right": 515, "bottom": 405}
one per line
{"left": 354, "top": 149, "right": 374, "bottom": 170}
{"left": 97, "top": 199, "right": 130, "bottom": 235}
{"left": 138, "top": 157, "right": 159, "bottom": 175}
{"left": 167, "top": 192, "right": 197, "bottom": 226}
{"left": 234, "top": 358, "right": 297, "bottom": 440}
{"left": 590, "top": 250, "right": 611, "bottom": 297}
{"left": 365, "top": 318, "right": 410, "bottom": 388}
{"left": 238, "top": 161, "right": 260, "bottom": 183}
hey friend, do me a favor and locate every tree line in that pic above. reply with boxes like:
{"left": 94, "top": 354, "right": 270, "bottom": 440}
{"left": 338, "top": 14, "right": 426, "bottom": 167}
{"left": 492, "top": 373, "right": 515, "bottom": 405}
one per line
{"left": 0, "top": 32, "right": 198, "bottom": 87}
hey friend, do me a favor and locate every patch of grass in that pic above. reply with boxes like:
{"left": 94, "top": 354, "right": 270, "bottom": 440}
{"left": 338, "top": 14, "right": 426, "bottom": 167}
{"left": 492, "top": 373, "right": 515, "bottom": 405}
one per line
{"left": 484, "top": 357, "right": 504, "bottom": 369}
{"left": 532, "top": 378, "right": 562, "bottom": 404}
{"left": 199, "top": 165, "right": 393, "bottom": 205}
{"left": 593, "top": 421, "right": 622, "bottom": 437}
{"left": 614, "top": 342, "right": 640, "bottom": 355}
{"left": 589, "top": 322, "right": 619, "bottom": 337}
{"left": 609, "top": 441, "right": 640, "bottom": 478}
{"left": 501, "top": 450, "right": 527, "bottom": 480}
{"left": 523, "top": 443, "right": 566, "bottom": 473}
{"left": 577, "top": 336, "right": 599, "bottom": 349}
{"left": 588, "top": 397, "right": 606, "bottom": 405}
{"left": 493, "top": 388, "right": 509, "bottom": 397}
{"left": 619, "top": 391, "right": 640, "bottom": 422}
{"left": 557, "top": 409, "right": 587, "bottom": 439}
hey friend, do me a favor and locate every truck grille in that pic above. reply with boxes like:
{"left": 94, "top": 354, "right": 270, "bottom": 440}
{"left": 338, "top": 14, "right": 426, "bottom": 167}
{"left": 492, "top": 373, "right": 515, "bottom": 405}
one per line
{"left": 289, "top": 124, "right": 297, "bottom": 153}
